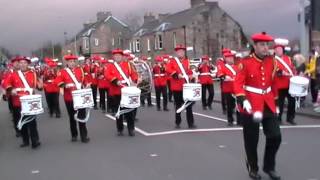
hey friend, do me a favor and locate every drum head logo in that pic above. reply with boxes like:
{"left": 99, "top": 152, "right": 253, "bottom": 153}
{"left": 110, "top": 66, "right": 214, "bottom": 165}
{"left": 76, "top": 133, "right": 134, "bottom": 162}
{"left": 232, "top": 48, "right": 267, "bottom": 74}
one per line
{"left": 81, "top": 94, "right": 92, "bottom": 104}
{"left": 129, "top": 96, "right": 139, "bottom": 104}
{"left": 28, "top": 101, "right": 41, "bottom": 111}
{"left": 193, "top": 88, "right": 201, "bottom": 97}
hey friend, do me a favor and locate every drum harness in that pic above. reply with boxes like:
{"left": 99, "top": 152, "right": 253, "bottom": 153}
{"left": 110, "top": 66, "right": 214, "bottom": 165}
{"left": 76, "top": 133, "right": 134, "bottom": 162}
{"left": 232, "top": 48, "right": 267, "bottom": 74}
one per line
{"left": 17, "top": 70, "right": 36, "bottom": 130}
{"left": 66, "top": 68, "right": 91, "bottom": 123}
{"left": 113, "top": 62, "right": 137, "bottom": 118}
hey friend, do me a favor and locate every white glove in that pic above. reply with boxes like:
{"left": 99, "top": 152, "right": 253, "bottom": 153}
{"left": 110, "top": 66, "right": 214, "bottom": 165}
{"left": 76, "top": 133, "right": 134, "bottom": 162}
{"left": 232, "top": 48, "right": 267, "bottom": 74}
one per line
{"left": 224, "top": 76, "right": 234, "bottom": 81}
{"left": 276, "top": 106, "right": 280, "bottom": 114}
{"left": 243, "top": 100, "right": 252, "bottom": 113}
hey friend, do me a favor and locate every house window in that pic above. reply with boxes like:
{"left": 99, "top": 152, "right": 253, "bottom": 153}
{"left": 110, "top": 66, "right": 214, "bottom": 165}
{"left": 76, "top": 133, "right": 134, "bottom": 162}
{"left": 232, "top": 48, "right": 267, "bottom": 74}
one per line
{"left": 94, "top": 38, "right": 99, "bottom": 46}
{"left": 112, "top": 38, "right": 115, "bottom": 47}
{"left": 147, "top": 38, "right": 151, "bottom": 51}
{"left": 154, "top": 35, "right": 158, "bottom": 50}
{"left": 158, "top": 34, "right": 163, "bottom": 50}
{"left": 132, "top": 41, "right": 136, "bottom": 52}
{"left": 173, "top": 32, "right": 177, "bottom": 48}
{"left": 118, "top": 37, "right": 122, "bottom": 47}
{"left": 129, "top": 42, "right": 132, "bottom": 51}
{"left": 83, "top": 38, "right": 89, "bottom": 50}
{"left": 135, "top": 39, "right": 140, "bottom": 52}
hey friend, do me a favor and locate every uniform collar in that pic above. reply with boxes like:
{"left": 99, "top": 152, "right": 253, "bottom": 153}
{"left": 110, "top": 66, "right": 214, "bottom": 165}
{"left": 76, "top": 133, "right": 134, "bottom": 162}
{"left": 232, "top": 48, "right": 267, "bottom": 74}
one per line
{"left": 253, "top": 53, "right": 264, "bottom": 62}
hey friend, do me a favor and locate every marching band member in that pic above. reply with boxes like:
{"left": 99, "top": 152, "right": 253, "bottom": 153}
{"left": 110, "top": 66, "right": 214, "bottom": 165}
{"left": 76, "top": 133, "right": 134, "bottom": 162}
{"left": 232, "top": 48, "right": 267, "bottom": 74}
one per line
{"left": 43, "top": 59, "right": 61, "bottom": 118}
{"left": 166, "top": 44, "right": 196, "bottom": 129}
{"left": 91, "top": 56, "right": 100, "bottom": 109}
{"left": 273, "top": 38, "right": 297, "bottom": 125}
{"left": 2, "top": 56, "right": 42, "bottom": 149}
{"left": 234, "top": 32, "right": 281, "bottom": 180}
{"left": 55, "top": 55, "right": 90, "bottom": 143}
{"left": 97, "top": 58, "right": 110, "bottom": 113}
{"left": 163, "top": 54, "right": 173, "bottom": 102}
{"left": 217, "top": 52, "right": 240, "bottom": 126}
{"left": 140, "top": 56, "right": 153, "bottom": 107}
{"left": 105, "top": 49, "right": 139, "bottom": 136}
{"left": 198, "top": 55, "right": 215, "bottom": 110}
{"left": 216, "top": 48, "right": 231, "bottom": 114}
{"left": 153, "top": 55, "right": 169, "bottom": 111}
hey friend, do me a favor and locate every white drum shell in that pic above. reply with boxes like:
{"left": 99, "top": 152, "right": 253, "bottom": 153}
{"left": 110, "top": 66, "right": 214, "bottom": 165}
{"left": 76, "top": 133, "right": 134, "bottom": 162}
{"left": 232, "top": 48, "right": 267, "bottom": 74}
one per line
{"left": 20, "top": 95, "right": 44, "bottom": 115}
{"left": 120, "top": 87, "right": 141, "bottom": 108}
{"left": 72, "top": 89, "right": 94, "bottom": 110}
{"left": 183, "top": 83, "right": 202, "bottom": 101}
{"left": 289, "top": 76, "right": 309, "bottom": 97}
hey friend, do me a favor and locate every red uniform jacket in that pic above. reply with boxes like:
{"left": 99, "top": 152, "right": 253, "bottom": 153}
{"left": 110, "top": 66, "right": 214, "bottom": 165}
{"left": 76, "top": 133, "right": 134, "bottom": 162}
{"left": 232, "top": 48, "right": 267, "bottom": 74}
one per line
{"left": 97, "top": 66, "right": 110, "bottom": 89}
{"left": 166, "top": 57, "right": 193, "bottom": 91}
{"left": 91, "top": 63, "right": 99, "bottom": 86}
{"left": 274, "top": 55, "right": 296, "bottom": 90}
{"left": 198, "top": 62, "right": 214, "bottom": 85}
{"left": 2, "top": 70, "right": 38, "bottom": 107}
{"left": 83, "top": 64, "right": 93, "bottom": 85}
{"left": 153, "top": 64, "right": 167, "bottom": 87}
{"left": 55, "top": 67, "right": 87, "bottom": 102}
{"left": 218, "top": 64, "right": 238, "bottom": 93}
{"left": 234, "top": 54, "right": 278, "bottom": 113}
{"left": 105, "top": 61, "right": 138, "bottom": 96}
{"left": 43, "top": 67, "right": 59, "bottom": 93}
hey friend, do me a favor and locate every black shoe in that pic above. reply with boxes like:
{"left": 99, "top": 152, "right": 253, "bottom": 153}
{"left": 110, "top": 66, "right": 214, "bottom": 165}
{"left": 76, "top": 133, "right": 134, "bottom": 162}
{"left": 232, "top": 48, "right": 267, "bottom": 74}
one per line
{"left": 163, "top": 107, "right": 169, "bottom": 111}
{"left": 249, "top": 171, "right": 262, "bottom": 180}
{"left": 71, "top": 137, "right": 77, "bottom": 142}
{"left": 208, "top": 105, "right": 212, "bottom": 110}
{"left": 227, "top": 122, "right": 234, "bottom": 127}
{"left": 49, "top": 113, "right": 53, "bottom": 118}
{"left": 175, "top": 125, "right": 181, "bottom": 129}
{"left": 32, "top": 142, "right": 41, "bottom": 149}
{"left": 94, "top": 106, "right": 98, "bottom": 110}
{"left": 81, "top": 137, "right": 90, "bottom": 143}
{"left": 263, "top": 170, "right": 281, "bottom": 180}
{"left": 20, "top": 143, "right": 30, "bottom": 148}
{"left": 148, "top": 104, "right": 154, "bottom": 107}
{"left": 15, "top": 131, "right": 21, "bottom": 138}
{"left": 203, "top": 106, "right": 207, "bottom": 110}
{"left": 222, "top": 110, "right": 227, "bottom": 115}
{"left": 56, "top": 114, "right": 61, "bottom": 118}
{"left": 287, "top": 121, "right": 297, "bottom": 125}
{"left": 128, "top": 131, "right": 135, "bottom": 137}
{"left": 189, "top": 125, "right": 197, "bottom": 129}
{"left": 157, "top": 107, "right": 161, "bottom": 111}
{"left": 117, "top": 131, "right": 124, "bottom": 136}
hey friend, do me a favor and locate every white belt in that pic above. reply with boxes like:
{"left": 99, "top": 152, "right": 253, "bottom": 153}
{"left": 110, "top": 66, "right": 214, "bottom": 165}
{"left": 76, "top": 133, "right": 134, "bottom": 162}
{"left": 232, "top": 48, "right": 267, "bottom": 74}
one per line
{"left": 154, "top": 74, "right": 165, "bottom": 77}
{"left": 65, "top": 83, "right": 81, "bottom": 88}
{"left": 13, "top": 88, "right": 33, "bottom": 92}
{"left": 244, "top": 86, "right": 271, "bottom": 95}
{"left": 47, "top": 80, "right": 54, "bottom": 83}
{"left": 199, "top": 72, "right": 211, "bottom": 76}
{"left": 84, "top": 73, "right": 89, "bottom": 75}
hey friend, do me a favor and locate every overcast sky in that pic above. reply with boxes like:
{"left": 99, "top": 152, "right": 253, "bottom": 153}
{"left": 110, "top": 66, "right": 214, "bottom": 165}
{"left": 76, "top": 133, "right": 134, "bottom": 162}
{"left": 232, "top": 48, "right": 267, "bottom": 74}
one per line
{"left": 0, "top": 0, "right": 301, "bottom": 55}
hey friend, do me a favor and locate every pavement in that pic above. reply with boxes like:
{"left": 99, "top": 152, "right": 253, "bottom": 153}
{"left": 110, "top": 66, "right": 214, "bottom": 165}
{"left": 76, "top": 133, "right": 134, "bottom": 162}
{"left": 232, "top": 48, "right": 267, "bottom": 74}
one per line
{"left": 0, "top": 91, "right": 320, "bottom": 180}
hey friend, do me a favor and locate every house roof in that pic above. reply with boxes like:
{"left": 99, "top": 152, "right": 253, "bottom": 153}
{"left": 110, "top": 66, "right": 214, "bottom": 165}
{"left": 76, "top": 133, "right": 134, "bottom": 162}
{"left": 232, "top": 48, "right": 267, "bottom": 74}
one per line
{"left": 133, "top": 2, "right": 219, "bottom": 37}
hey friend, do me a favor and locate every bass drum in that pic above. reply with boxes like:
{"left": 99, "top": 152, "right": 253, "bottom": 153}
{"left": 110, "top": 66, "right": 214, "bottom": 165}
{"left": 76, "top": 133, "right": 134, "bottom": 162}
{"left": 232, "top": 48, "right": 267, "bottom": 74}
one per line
{"left": 131, "top": 60, "right": 153, "bottom": 95}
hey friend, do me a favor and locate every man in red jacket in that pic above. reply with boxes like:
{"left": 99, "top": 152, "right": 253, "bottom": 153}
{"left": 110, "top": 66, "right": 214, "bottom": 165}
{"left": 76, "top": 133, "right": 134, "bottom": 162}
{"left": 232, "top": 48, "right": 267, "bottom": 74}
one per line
{"left": 234, "top": 32, "right": 281, "bottom": 180}
{"left": 105, "top": 49, "right": 138, "bottom": 136}
{"left": 198, "top": 55, "right": 214, "bottom": 110}
{"left": 2, "top": 56, "right": 42, "bottom": 149}
{"left": 166, "top": 44, "right": 196, "bottom": 129}
{"left": 273, "top": 38, "right": 297, "bottom": 125}
{"left": 91, "top": 55, "right": 100, "bottom": 109}
{"left": 153, "top": 55, "right": 169, "bottom": 111}
{"left": 43, "top": 60, "right": 61, "bottom": 118}
{"left": 97, "top": 58, "right": 110, "bottom": 113}
{"left": 55, "top": 55, "right": 90, "bottom": 143}
{"left": 217, "top": 52, "right": 240, "bottom": 126}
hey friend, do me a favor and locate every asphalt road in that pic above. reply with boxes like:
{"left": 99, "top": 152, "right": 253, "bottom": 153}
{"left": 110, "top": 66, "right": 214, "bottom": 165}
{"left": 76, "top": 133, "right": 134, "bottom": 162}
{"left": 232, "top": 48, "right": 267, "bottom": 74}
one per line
{"left": 0, "top": 95, "right": 320, "bottom": 180}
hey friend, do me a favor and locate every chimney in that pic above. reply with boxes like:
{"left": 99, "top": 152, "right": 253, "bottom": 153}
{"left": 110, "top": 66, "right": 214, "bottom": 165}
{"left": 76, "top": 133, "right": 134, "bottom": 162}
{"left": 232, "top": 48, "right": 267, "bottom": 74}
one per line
{"left": 97, "top": 11, "right": 112, "bottom": 21}
{"left": 143, "top": 13, "right": 156, "bottom": 23}
{"left": 158, "top": 13, "right": 170, "bottom": 21}
{"left": 83, "top": 21, "right": 93, "bottom": 29}
{"left": 190, "top": 0, "right": 206, "bottom": 8}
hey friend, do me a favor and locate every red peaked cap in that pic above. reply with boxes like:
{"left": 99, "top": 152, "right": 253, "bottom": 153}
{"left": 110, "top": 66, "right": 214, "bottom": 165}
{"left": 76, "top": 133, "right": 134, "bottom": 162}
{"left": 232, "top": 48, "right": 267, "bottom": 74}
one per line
{"left": 223, "top": 52, "right": 235, "bottom": 58}
{"left": 175, "top": 44, "right": 186, "bottom": 51}
{"left": 47, "top": 61, "right": 57, "bottom": 67}
{"left": 112, "top": 48, "right": 123, "bottom": 55}
{"left": 64, "top": 54, "right": 78, "bottom": 61}
{"left": 155, "top": 56, "right": 163, "bottom": 62}
{"left": 251, "top": 32, "right": 274, "bottom": 42}
{"left": 11, "top": 56, "right": 31, "bottom": 63}
{"left": 91, "top": 55, "right": 102, "bottom": 61}
{"left": 201, "top": 55, "right": 210, "bottom": 61}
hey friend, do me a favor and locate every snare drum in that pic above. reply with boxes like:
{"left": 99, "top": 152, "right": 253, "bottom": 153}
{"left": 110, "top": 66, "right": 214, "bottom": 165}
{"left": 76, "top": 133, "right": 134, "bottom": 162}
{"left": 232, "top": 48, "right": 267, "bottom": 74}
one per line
{"left": 289, "top": 76, "right": 309, "bottom": 97}
{"left": 72, "top": 88, "right": 94, "bottom": 110}
{"left": 183, "top": 83, "right": 202, "bottom": 101}
{"left": 20, "top": 95, "right": 44, "bottom": 115}
{"left": 120, "top": 86, "right": 141, "bottom": 109}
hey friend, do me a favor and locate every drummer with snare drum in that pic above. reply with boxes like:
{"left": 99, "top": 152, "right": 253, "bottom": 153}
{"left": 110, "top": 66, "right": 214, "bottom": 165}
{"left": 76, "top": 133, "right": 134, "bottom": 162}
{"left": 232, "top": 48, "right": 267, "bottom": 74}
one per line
{"left": 55, "top": 55, "right": 91, "bottom": 143}
{"left": 105, "top": 49, "right": 139, "bottom": 137}
{"left": 273, "top": 38, "right": 297, "bottom": 125}
{"left": 166, "top": 44, "right": 197, "bottom": 129}
{"left": 2, "top": 56, "right": 43, "bottom": 149}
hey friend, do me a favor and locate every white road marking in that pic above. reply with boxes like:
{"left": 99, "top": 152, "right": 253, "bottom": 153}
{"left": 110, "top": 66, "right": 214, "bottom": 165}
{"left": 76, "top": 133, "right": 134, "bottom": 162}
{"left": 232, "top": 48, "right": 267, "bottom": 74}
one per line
{"left": 105, "top": 114, "right": 320, "bottom": 137}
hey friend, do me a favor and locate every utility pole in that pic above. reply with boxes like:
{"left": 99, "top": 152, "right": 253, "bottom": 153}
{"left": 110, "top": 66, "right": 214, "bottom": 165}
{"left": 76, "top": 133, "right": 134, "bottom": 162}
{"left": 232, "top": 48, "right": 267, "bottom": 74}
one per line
{"left": 300, "top": 0, "right": 310, "bottom": 57}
